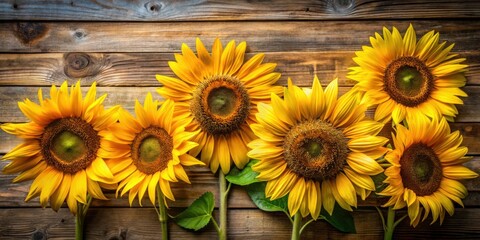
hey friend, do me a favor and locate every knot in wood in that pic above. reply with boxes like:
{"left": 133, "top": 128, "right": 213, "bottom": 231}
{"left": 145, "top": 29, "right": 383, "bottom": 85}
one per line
{"left": 13, "top": 22, "right": 49, "bottom": 45}
{"left": 64, "top": 53, "right": 101, "bottom": 78}
{"left": 327, "top": 0, "right": 355, "bottom": 14}
{"left": 145, "top": 1, "right": 163, "bottom": 14}
{"left": 67, "top": 53, "right": 90, "bottom": 71}
{"left": 32, "top": 230, "right": 47, "bottom": 240}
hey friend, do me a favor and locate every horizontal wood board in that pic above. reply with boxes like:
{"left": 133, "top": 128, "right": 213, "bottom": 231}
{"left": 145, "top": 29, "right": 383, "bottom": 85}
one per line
{"left": 1, "top": 1, "right": 480, "bottom": 239}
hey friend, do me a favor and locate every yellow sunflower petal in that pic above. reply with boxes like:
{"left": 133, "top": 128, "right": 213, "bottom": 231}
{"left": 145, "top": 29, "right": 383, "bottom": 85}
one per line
{"left": 216, "top": 135, "right": 231, "bottom": 174}
{"left": 288, "top": 177, "right": 306, "bottom": 217}
{"left": 344, "top": 167, "right": 376, "bottom": 191}
{"left": 347, "top": 152, "right": 383, "bottom": 175}
{"left": 39, "top": 169, "right": 63, "bottom": 207}
{"left": 442, "top": 166, "right": 478, "bottom": 179}
{"left": 160, "top": 178, "right": 175, "bottom": 201}
{"left": 71, "top": 170, "right": 88, "bottom": 204}
{"left": 148, "top": 172, "right": 161, "bottom": 205}
{"left": 265, "top": 171, "right": 298, "bottom": 200}
{"left": 137, "top": 174, "right": 152, "bottom": 206}
{"left": 336, "top": 172, "right": 357, "bottom": 208}
{"left": 50, "top": 174, "right": 71, "bottom": 211}
{"left": 227, "top": 132, "right": 249, "bottom": 169}
{"left": 321, "top": 180, "right": 336, "bottom": 215}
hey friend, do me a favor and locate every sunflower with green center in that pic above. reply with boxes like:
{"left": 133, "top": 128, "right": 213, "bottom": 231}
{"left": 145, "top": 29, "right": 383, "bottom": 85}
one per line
{"left": 1, "top": 81, "right": 119, "bottom": 215}
{"left": 348, "top": 24, "right": 468, "bottom": 124}
{"left": 104, "top": 93, "right": 204, "bottom": 206}
{"left": 248, "top": 77, "right": 389, "bottom": 219}
{"left": 156, "top": 38, "right": 283, "bottom": 174}
{"left": 380, "top": 115, "right": 478, "bottom": 226}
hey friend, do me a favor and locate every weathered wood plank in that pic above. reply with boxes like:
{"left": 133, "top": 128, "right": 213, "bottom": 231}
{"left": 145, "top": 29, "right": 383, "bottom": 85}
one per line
{"left": 0, "top": 157, "right": 478, "bottom": 208}
{"left": 0, "top": 207, "right": 479, "bottom": 239}
{"left": 1, "top": 0, "right": 480, "bottom": 21}
{"left": 0, "top": 86, "right": 479, "bottom": 124}
{"left": 1, "top": 52, "right": 479, "bottom": 86}
{"left": 1, "top": 21, "right": 479, "bottom": 53}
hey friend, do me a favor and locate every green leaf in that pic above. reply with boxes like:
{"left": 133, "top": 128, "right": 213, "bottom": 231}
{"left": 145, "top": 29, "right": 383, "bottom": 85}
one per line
{"left": 225, "top": 159, "right": 260, "bottom": 186}
{"left": 320, "top": 204, "right": 356, "bottom": 233}
{"left": 246, "top": 182, "right": 288, "bottom": 214}
{"left": 174, "top": 192, "right": 214, "bottom": 231}
{"left": 372, "top": 172, "right": 387, "bottom": 193}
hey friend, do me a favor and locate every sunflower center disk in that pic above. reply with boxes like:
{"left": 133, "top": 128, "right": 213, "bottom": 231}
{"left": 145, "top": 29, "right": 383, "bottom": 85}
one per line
{"left": 132, "top": 126, "right": 173, "bottom": 175}
{"left": 208, "top": 87, "right": 237, "bottom": 116}
{"left": 52, "top": 131, "right": 87, "bottom": 162}
{"left": 284, "top": 120, "right": 348, "bottom": 180}
{"left": 384, "top": 56, "right": 433, "bottom": 107}
{"left": 400, "top": 143, "right": 442, "bottom": 196}
{"left": 305, "top": 140, "right": 323, "bottom": 158}
{"left": 192, "top": 75, "right": 250, "bottom": 135}
{"left": 139, "top": 137, "right": 162, "bottom": 163}
{"left": 41, "top": 117, "right": 99, "bottom": 174}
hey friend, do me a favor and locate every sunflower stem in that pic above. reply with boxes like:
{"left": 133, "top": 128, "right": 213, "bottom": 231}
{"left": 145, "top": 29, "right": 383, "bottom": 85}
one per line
{"left": 75, "top": 198, "right": 91, "bottom": 240}
{"left": 299, "top": 218, "right": 315, "bottom": 235}
{"left": 218, "top": 171, "right": 228, "bottom": 240}
{"left": 384, "top": 207, "right": 396, "bottom": 240}
{"left": 375, "top": 207, "right": 387, "bottom": 231}
{"left": 393, "top": 214, "right": 408, "bottom": 229}
{"left": 291, "top": 212, "right": 302, "bottom": 240}
{"left": 211, "top": 216, "right": 221, "bottom": 234}
{"left": 157, "top": 186, "right": 169, "bottom": 240}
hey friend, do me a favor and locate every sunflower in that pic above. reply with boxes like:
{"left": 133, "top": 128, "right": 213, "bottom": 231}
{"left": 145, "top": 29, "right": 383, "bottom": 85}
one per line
{"left": 248, "top": 77, "right": 389, "bottom": 219}
{"left": 348, "top": 24, "right": 468, "bottom": 124}
{"left": 1, "top": 81, "right": 119, "bottom": 215}
{"left": 379, "top": 115, "right": 478, "bottom": 226}
{"left": 103, "top": 93, "right": 204, "bottom": 206}
{"left": 156, "top": 38, "right": 283, "bottom": 174}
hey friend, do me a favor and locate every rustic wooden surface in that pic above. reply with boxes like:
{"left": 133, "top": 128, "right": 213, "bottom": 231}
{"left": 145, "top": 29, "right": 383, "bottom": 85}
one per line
{"left": 0, "top": 1, "right": 479, "bottom": 239}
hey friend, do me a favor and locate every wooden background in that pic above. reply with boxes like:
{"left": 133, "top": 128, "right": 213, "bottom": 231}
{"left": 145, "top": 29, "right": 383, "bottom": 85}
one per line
{"left": 0, "top": 0, "right": 479, "bottom": 239}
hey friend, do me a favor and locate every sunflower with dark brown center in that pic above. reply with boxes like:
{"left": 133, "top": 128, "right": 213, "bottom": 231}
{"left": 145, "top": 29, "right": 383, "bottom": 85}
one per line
{"left": 103, "top": 93, "right": 204, "bottom": 206}
{"left": 248, "top": 77, "right": 389, "bottom": 219}
{"left": 157, "top": 38, "right": 282, "bottom": 174}
{"left": 1, "top": 81, "right": 119, "bottom": 215}
{"left": 348, "top": 24, "right": 468, "bottom": 124}
{"left": 380, "top": 115, "right": 478, "bottom": 226}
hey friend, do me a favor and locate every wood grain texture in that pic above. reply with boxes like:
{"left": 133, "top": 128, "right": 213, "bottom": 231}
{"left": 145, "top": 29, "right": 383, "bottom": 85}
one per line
{"left": 1, "top": 0, "right": 480, "bottom": 21}
{"left": 1, "top": 52, "right": 479, "bottom": 86}
{"left": 0, "top": 208, "right": 479, "bottom": 240}
{"left": 1, "top": 21, "right": 480, "bottom": 53}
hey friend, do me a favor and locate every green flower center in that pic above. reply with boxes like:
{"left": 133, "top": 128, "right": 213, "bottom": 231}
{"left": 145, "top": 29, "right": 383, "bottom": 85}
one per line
{"left": 413, "top": 156, "right": 433, "bottom": 182}
{"left": 400, "top": 143, "right": 442, "bottom": 196}
{"left": 132, "top": 126, "right": 173, "bottom": 174}
{"left": 284, "top": 120, "right": 348, "bottom": 180}
{"left": 304, "top": 140, "right": 323, "bottom": 158}
{"left": 384, "top": 56, "right": 434, "bottom": 107}
{"left": 41, "top": 117, "right": 99, "bottom": 173}
{"left": 52, "top": 131, "right": 86, "bottom": 162}
{"left": 139, "top": 137, "right": 162, "bottom": 163}
{"left": 208, "top": 87, "right": 237, "bottom": 116}
{"left": 396, "top": 66, "right": 424, "bottom": 96}
{"left": 191, "top": 75, "right": 250, "bottom": 135}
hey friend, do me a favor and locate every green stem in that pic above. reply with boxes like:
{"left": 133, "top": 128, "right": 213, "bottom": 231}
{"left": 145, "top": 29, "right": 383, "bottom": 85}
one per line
{"left": 299, "top": 218, "right": 315, "bottom": 235}
{"left": 157, "top": 186, "right": 169, "bottom": 240}
{"left": 75, "top": 196, "right": 91, "bottom": 240}
{"left": 211, "top": 216, "right": 221, "bottom": 234}
{"left": 75, "top": 203, "right": 84, "bottom": 240}
{"left": 291, "top": 212, "right": 302, "bottom": 240}
{"left": 218, "top": 171, "right": 228, "bottom": 240}
{"left": 384, "top": 207, "right": 396, "bottom": 240}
